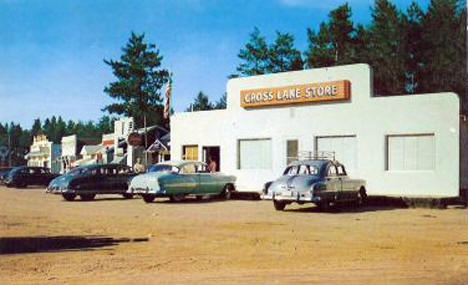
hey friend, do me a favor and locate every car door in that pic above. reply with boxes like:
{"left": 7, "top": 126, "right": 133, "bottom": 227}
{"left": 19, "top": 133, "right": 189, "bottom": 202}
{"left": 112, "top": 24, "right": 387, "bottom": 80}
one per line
{"left": 336, "top": 164, "right": 353, "bottom": 200}
{"left": 324, "top": 163, "right": 342, "bottom": 200}
{"left": 164, "top": 163, "right": 198, "bottom": 195}
{"left": 114, "top": 165, "right": 132, "bottom": 193}
{"left": 100, "top": 166, "right": 116, "bottom": 193}
{"left": 196, "top": 163, "right": 218, "bottom": 194}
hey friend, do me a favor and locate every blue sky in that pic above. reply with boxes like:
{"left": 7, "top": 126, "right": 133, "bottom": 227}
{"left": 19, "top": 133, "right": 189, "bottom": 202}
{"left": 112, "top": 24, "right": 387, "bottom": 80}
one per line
{"left": 0, "top": 0, "right": 429, "bottom": 128}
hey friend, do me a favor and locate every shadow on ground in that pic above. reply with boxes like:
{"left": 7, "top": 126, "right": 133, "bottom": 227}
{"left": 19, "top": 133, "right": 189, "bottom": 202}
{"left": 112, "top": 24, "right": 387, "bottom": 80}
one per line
{"left": 286, "top": 196, "right": 409, "bottom": 214}
{"left": 0, "top": 235, "right": 149, "bottom": 255}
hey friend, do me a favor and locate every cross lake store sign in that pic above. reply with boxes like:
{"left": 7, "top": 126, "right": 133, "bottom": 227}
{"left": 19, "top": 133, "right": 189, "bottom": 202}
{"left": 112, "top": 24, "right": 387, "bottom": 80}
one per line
{"left": 240, "top": 80, "right": 351, "bottom": 108}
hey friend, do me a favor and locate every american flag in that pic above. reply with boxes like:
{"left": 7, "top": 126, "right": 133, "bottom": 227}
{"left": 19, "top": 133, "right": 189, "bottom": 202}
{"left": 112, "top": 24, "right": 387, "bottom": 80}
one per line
{"left": 163, "top": 79, "right": 172, "bottom": 120}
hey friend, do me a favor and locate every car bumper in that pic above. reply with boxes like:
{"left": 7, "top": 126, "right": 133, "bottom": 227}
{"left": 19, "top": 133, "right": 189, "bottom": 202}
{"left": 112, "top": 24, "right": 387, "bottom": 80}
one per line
{"left": 127, "top": 186, "right": 165, "bottom": 195}
{"left": 262, "top": 191, "right": 322, "bottom": 202}
{"left": 46, "top": 187, "right": 75, "bottom": 194}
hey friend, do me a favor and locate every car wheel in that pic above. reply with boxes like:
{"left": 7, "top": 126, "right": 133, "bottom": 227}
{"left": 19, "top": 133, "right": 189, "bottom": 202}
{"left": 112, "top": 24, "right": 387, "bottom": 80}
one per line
{"left": 170, "top": 193, "right": 185, "bottom": 202}
{"left": 142, "top": 194, "right": 156, "bottom": 203}
{"left": 122, "top": 193, "right": 133, "bottom": 199}
{"left": 273, "top": 200, "right": 286, "bottom": 211}
{"left": 80, "top": 194, "right": 96, "bottom": 201}
{"left": 357, "top": 187, "right": 367, "bottom": 207}
{"left": 317, "top": 201, "right": 330, "bottom": 212}
{"left": 222, "top": 184, "right": 234, "bottom": 200}
{"left": 62, "top": 193, "right": 76, "bottom": 201}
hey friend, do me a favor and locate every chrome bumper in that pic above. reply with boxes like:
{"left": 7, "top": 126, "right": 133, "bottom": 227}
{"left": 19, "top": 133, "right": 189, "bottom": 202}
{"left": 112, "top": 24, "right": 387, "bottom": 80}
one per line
{"left": 262, "top": 191, "right": 321, "bottom": 202}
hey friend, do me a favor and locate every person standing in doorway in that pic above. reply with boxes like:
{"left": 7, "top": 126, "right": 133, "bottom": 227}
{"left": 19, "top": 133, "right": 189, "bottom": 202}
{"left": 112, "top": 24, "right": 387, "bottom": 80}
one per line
{"left": 207, "top": 156, "right": 217, "bottom": 173}
{"left": 133, "top": 157, "right": 146, "bottom": 173}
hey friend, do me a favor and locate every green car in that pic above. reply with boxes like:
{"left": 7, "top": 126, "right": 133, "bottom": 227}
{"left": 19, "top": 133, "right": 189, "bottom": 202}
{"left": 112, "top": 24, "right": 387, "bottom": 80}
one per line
{"left": 127, "top": 160, "right": 236, "bottom": 203}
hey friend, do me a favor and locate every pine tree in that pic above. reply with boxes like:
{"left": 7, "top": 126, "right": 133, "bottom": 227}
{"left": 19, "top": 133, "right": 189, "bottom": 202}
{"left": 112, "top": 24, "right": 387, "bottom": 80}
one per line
{"left": 268, "top": 31, "right": 303, "bottom": 73}
{"left": 214, "top": 93, "right": 227, "bottom": 109}
{"left": 419, "top": 0, "right": 466, "bottom": 110}
{"left": 305, "top": 4, "right": 356, "bottom": 68}
{"left": 236, "top": 27, "right": 270, "bottom": 76}
{"left": 103, "top": 32, "right": 170, "bottom": 127}
{"left": 368, "top": 0, "right": 407, "bottom": 95}
{"left": 186, "top": 92, "right": 214, "bottom": 111}
{"left": 403, "top": 2, "right": 425, "bottom": 93}
{"left": 31, "top": 118, "right": 42, "bottom": 136}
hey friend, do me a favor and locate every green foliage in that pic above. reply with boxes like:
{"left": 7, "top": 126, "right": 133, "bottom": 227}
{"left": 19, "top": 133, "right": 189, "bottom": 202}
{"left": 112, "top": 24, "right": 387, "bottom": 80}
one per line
{"left": 186, "top": 92, "right": 214, "bottom": 111}
{"left": 305, "top": 4, "right": 357, "bottom": 68}
{"left": 368, "top": 0, "right": 407, "bottom": 95}
{"left": 214, "top": 93, "right": 227, "bottom": 109}
{"left": 236, "top": 27, "right": 270, "bottom": 76}
{"left": 103, "top": 32, "right": 170, "bottom": 126}
{"left": 236, "top": 27, "right": 303, "bottom": 76}
{"left": 186, "top": 92, "right": 227, "bottom": 111}
{"left": 418, "top": 0, "right": 466, "bottom": 109}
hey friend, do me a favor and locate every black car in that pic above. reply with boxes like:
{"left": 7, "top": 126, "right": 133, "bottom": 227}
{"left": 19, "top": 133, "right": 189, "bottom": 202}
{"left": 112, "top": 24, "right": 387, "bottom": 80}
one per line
{"left": 4, "top": 166, "right": 59, "bottom": 188}
{"left": 46, "top": 164, "right": 136, "bottom": 201}
{"left": 0, "top": 167, "right": 12, "bottom": 184}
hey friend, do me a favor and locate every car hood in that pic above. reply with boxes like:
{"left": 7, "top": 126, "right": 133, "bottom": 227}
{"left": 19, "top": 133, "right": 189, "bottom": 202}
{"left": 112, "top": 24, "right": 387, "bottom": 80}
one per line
{"left": 48, "top": 174, "right": 72, "bottom": 187}
{"left": 269, "top": 175, "right": 322, "bottom": 193}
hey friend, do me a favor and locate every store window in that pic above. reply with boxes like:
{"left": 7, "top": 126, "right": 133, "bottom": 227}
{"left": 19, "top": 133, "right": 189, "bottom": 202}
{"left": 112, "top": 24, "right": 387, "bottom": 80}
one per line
{"left": 183, "top": 145, "right": 198, "bottom": 161}
{"left": 316, "top": 135, "right": 357, "bottom": 171}
{"left": 386, "top": 134, "right": 435, "bottom": 171}
{"left": 238, "top": 139, "right": 272, "bottom": 169}
{"left": 286, "top": 140, "right": 298, "bottom": 165}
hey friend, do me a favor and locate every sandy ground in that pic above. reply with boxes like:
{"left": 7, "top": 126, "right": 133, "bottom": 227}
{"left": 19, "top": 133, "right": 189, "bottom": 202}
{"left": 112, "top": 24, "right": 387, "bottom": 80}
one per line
{"left": 0, "top": 186, "right": 467, "bottom": 285}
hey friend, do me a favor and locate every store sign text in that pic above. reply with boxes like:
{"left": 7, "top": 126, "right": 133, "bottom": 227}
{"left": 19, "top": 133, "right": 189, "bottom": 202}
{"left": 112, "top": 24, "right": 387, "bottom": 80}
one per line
{"left": 240, "top": 80, "right": 351, "bottom": 108}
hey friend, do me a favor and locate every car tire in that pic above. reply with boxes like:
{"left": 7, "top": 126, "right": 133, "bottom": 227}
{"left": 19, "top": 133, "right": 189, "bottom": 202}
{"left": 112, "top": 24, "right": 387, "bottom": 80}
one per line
{"left": 273, "top": 200, "right": 286, "bottom": 211}
{"left": 357, "top": 187, "right": 367, "bottom": 207}
{"left": 62, "top": 193, "right": 76, "bottom": 201}
{"left": 122, "top": 193, "right": 133, "bottom": 199}
{"left": 80, "top": 194, "right": 95, "bottom": 201}
{"left": 317, "top": 201, "right": 330, "bottom": 212}
{"left": 142, "top": 194, "right": 155, "bottom": 203}
{"left": 222, "top": 184, "right": 234, "bottom": 200}
{"left": 170, "top": 194, "right": 185, "bottom": 202}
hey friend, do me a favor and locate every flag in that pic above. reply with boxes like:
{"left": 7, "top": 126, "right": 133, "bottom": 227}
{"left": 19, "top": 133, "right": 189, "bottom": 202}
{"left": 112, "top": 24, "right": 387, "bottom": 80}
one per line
{"left": 163, "top": 80, "right": 172, "bottom": 120}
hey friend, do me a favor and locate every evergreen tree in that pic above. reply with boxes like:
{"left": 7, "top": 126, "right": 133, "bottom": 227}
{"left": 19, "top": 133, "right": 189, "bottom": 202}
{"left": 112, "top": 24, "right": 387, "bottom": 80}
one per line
{"left": 419, "top": 0, "right": 466, "bottom": 110}
{"left": 305, "top": 4, "right": 356, "bottom": 68}
{"left": 186, "top": 91, "right": 214, "bottom": 111}
{"left": 31, "top": 118, "right": 42, "bottom": 136}
{"left": 368, "top": 0, "right": 407, "bottom": 95}
{"left": 103, "top": 32, "right": 170, "bottom": 127}
{"left": 305, "top": 23, "right": 335, "bottom": 68}
{"left": 403, "top": 2, "right": 425, "bottom": 93}
{"left": 214, "top": 93, "right": 227, "bottom": 109}
{"left": 268, "top": 31, "right": 303, "bottom": 73}
{"left": 236, "top": 27, "right": 270, "bottom": 76}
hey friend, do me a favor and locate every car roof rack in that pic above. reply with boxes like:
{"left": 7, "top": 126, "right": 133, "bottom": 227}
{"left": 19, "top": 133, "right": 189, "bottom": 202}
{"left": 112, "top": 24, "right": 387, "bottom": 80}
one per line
{"left": 287, "top": 151, "right": 336, "bottom": 162}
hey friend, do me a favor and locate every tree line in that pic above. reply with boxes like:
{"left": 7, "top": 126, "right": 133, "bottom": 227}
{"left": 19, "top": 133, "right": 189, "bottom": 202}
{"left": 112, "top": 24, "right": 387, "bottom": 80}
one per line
{"left": 234, "top": 0, "right": 466, "bottom": 111}
{"left": 0, "top": 116, "right": 116, "bottom": 166}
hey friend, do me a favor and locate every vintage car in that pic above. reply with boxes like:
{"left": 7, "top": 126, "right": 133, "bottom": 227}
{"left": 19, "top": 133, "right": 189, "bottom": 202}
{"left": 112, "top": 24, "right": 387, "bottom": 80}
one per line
{"left": 0, "top": 167, "right": 12, "bottom": 184}
{"left": 4, "top": 166, "right": 59, "bottom": 188}
{"left": 127, "top": 160, "right": 236, "bottom": 203}
{"left": 262, "top": 159, "right": 367, "bottom": 211}
{"left": 46, "top": 164, "right": 136, "bottom": 201}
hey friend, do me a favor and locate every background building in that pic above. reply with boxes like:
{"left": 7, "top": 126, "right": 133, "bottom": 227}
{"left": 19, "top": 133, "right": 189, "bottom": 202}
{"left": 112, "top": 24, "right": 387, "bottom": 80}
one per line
{"left": 25, "top": 134, "right": 61, "bottom": 173}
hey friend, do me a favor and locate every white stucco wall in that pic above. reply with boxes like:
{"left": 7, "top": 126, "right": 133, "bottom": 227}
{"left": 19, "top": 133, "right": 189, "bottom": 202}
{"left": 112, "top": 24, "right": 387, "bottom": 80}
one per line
{"left": 171, "top": 64, "right": 460, "bottom": 197}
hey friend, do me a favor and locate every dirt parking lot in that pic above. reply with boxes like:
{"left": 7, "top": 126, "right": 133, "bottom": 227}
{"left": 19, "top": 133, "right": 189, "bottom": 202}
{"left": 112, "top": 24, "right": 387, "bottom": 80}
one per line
{"left": 0, "top": 186, "right": 467, "bottom": 285}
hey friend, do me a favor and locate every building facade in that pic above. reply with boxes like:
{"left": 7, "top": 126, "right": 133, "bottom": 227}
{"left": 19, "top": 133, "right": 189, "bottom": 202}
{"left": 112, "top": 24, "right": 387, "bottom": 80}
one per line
{"left": 171, "top": 64, "right": 463, "bottom": 197}
{"left": 25, "top": 134, "right": 61, "bottom": 173}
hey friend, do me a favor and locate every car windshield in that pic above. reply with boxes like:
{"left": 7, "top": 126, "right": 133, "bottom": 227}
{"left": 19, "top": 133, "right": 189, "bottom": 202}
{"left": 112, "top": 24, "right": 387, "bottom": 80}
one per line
{"left": 147, "top": 164, "right": 177, "bottom": 173}
{"left": 283, "top": 164, "right": 319, "bottom": 176}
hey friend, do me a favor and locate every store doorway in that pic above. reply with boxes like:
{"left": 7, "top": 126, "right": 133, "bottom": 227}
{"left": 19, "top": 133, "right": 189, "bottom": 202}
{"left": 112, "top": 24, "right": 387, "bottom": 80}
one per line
{"left": 202, "top": 146, "right": 220, "bottom": 172}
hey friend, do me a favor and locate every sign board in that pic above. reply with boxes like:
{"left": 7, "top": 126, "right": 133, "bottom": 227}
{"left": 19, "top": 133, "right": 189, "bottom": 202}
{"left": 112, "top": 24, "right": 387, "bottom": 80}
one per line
{"left": 127, "top": 132, "right": 142, "bottom": 147}
{"left": 240, "top": 80, "right": 351, "bottom": 108}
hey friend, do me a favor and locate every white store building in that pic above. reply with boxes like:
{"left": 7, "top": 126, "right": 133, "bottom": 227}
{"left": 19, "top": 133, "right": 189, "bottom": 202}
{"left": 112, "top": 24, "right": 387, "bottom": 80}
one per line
{"left": 171, "top": 64, "right": 465, "bottom": 197}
